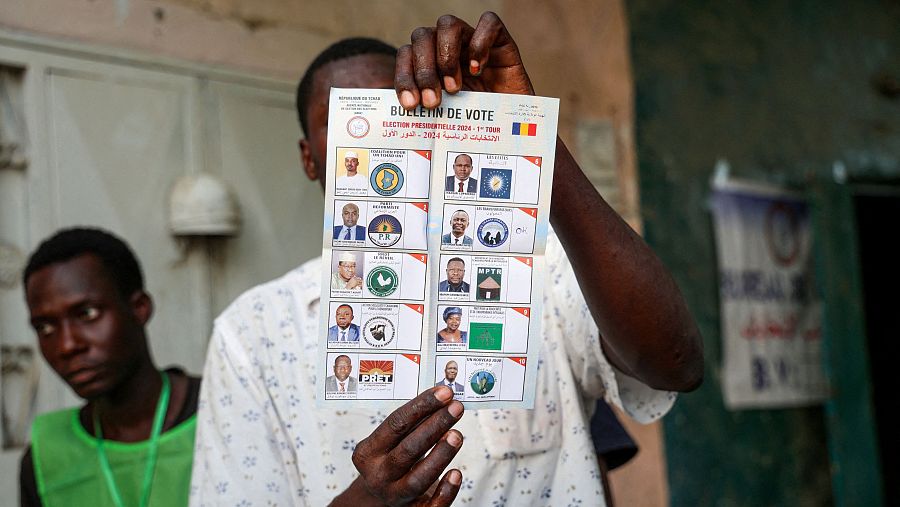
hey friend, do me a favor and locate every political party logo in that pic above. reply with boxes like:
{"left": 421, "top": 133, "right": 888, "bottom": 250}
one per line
{"left": 469, "top": 369, "right": 496, "bottom": 395}
{"left": 370, "top": 163, "right": 404, "bottom": 196}
{"left": 469, "top": 322, "right": 503, "bottom": 351}
{"left": 359, "top": 359, "right": 394, "bottom": 383}
{"left": 366, "top": 266, "right": 398, "bottom": 297}
{"left": 367, "top": 214, "right": 403, "bottom": 247}
{"left": 476, "top": 267, "right": 502, "bottom": 301}
{"left": 479, "top": 168, "right": 513, "bottom": 200}
{"left": 477, "top": 218, "right": 509, "bottom": 247}
{"left": 347, "top": 116, "right": 370, "bottom": 138}
{"left": 362, "top": 316, "right": 396, "bottom": 348}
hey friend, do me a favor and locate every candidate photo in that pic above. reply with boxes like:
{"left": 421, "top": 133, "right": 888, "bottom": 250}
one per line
{"left": 327, "top": 304, "right": 360, "bottom": 343}
{"left": 331, "top": 251, "right": 363, "bottom": 291}
{"left": 333, "top": 202, "right": 366, "bottom": 241}
{"left": 439, "top": 257, "right": 470, "bottom": 293}
{"left": 334, "top": 150, "right": 368, "bottom": 192}
{"left": 325, "top": 355, "right": 357, "bottom": 394}
{"left": 444, "top": 153, "right": 477, "bottom": 193}
{"left": 441, "top": 209, "right": 473, "bottom": 246}
{"left": 436, "top": 306, "right": 467, "bottom": 344}
{"left": 435, "top": 360, "right": 465, "bottom": 397}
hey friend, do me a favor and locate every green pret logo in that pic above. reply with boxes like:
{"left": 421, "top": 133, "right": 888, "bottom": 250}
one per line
{"left": 476, "top": 267, "right": 503, "bottom": 301}
{"left": 366, "top": 266, "right": 399, "bottom": 297}
{"left": 469, "top": 322, "right": 503, "bottom": 351}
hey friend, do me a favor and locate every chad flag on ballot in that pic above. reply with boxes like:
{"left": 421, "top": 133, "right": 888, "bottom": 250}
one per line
{"left": 511, "top": 122, "right": 537, "bottom": 136}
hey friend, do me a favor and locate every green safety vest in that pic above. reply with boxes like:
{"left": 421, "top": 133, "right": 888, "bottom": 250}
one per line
{"left": 31, "top": 408, "right": 196, "bottom": 507}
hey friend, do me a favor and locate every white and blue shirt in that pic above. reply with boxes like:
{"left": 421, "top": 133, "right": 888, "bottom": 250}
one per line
{"left": 190, "top": 231, "right": 676, "bottom": 507}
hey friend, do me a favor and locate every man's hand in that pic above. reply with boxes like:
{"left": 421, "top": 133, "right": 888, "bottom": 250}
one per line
{"left": 395, "top": 12, "right": 534, "bottom": 110}
{"left": 331, "top": 386, "right": 464, "bottom": 506}
{"left": 346, "top": 276, "right": 363, "bottom": 290}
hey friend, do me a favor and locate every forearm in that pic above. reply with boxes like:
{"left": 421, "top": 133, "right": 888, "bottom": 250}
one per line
{"left": 549, "top": 137, "right": 703, "bottom": 391}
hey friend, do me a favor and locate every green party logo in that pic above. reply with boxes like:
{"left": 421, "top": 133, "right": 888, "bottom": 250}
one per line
{"left": 476, "top": 267, "right": 503, "bottom": 301}
{"left": 366, "top": 266, "right": 399, "bottom": 297}
{"left": 468, "top": 322, "right": 503, "bottom": 351}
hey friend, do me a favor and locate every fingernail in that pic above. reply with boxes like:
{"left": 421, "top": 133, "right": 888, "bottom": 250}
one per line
{"left": 447, "top": 431, "right": 462, "bottom": 447}
{"left": 449, "top": 470, "right": 462, "bottom": 485}
{"left": 448, "top": 401, "right": 463, "bottom": 418}
{"left": 469, "top": 60, "right": 480, "bottom": 75}
{"left": 443, "top": 76, "right": 457, "bottom": 91}
{"left": 400, "top": 90, "right": 416, "bottom": 109}
{"left": 435, "top": 386, "right": 453, "bottom": 402}
{"left": 422, "top": 88, "right": 438, "bottom": 107}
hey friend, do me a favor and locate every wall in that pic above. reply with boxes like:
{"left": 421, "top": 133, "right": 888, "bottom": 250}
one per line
{"left": 629, "top": 0, "right": 900, "bottom": 505}
{"left": 0, "top": 0, "right": 498, "bottom": 81}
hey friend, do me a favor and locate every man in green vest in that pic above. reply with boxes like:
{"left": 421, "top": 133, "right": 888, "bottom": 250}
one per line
{"left": 18, "top": 227, "right": 200, "bottom": 507}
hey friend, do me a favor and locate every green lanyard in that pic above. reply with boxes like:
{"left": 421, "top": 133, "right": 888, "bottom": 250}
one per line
{"left": 93, "top": 371, "right": 170, "bottom": 507}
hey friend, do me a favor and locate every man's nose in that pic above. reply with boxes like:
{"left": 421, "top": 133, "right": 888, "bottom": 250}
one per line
{"left": 58, "top": 321, "right": 86, "bottom": 356}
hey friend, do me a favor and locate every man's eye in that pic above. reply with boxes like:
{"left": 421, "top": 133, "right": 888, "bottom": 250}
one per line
{"left": 34, "top": 323, "right": 55, "bottom": 337}
{"left": 81, "top": 307, "right": 100, "bottom": 320}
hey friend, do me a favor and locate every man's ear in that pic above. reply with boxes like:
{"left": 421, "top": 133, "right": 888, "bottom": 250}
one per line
{"left": 299, "top": 139, "right": 318, "bottom": 182}
{"left": 129, "top": 290, "right": 154, "bottom": 326}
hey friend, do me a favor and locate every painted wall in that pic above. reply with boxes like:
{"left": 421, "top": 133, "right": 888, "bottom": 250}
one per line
{"left": 629, "top": 0, "right": 900, "bottom": 505}
{"left": 0, "top": 1, "right": 499, "bottom": 81}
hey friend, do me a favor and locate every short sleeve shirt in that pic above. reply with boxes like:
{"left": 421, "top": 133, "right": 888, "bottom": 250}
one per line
{"left": 189, "top": 231, "right": 675, "bottom": 506}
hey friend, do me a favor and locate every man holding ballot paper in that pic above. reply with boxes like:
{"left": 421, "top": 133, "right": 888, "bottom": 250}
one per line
{"left": 191, "top": 11, "right": 703, "bottom": 507}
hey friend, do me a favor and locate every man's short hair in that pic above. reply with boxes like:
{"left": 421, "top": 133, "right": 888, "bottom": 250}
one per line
{"left": 447, "top": 257, "right": 465, "bottom": 266}
{"left": 296, "top": 37, "right": 397, "bottom": 138}
{"left": 23, "top": 227, "right": 144, "bottom": 299}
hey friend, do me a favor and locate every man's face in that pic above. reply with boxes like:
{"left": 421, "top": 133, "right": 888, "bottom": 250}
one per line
{"left": 446, "top": 260, "right": 465, "bottom": 284}
{"left": 445, "top": 313, "right": 461, "bottom": 332}
{"left": 333, "top": 356, "right": 352, "bottom": 381}
{"left": 338, "top": 261, "right": 356, "bottom": 281}
{"left": 335, "top": 305, "right": 354, "bottom": 328}
{"left": 301, "top": 54, "right": 396, "bottom": 190}
{"left": 25, "top": 254, "right": 148, "bottom": 400}
{"left": 344, "top": 156, "right": 359, "bottom": 175}
{"left": 444, "top": 361, "right": 458, "bottom": 382}
{"left": 453, "top": 155, "right": 473, "bottom": 180}
{"left": 341, "top": 204, "right": 360, "bottom": 227}
{"left": 451, "top": 212, "right": 469, "bottom": 235}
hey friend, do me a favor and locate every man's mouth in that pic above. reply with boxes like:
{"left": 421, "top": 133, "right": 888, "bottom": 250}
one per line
{"left": 66, "top": 366, "right": 101, "bottom": 386}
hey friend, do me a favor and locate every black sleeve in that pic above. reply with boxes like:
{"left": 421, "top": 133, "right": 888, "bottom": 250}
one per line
{"left": 589, "top": 399, "right": 639, "bottom": 471}
{"left": 20, "top": 446, "right": 43, "bottom": 507}
{"left": 179, "top": 374, "right": 202, "bottom": 421}
{"left": 163, "top": 367, "right": 202, "bottom": 423}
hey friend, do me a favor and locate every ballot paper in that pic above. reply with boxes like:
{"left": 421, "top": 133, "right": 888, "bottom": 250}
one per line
{"left": 317, "top": 88, "right": 558, "bottom": 409}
